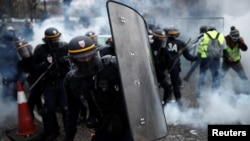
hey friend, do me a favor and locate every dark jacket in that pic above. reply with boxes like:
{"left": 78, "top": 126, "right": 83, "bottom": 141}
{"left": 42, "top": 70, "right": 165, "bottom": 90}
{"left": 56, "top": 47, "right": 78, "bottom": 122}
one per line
{"left": 64, "top": 55, "right": 131, "bottom": 141}
{"left": 163, "top": 37, "right": 197, "bottom": 70}
{"left": 33, "top": 41, "right": 70, "bottom": 82}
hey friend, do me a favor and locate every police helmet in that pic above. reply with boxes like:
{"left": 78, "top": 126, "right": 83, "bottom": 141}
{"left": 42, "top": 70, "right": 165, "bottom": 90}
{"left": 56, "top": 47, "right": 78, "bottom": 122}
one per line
{"left": 16, "top": 40, "right": 33, "bottom": 59}
{"left": 167, "top": 28, "right": 180, "bottom": 38}
{"left": 105, "top": 37, "right": 114, "bottom": 47}
{"left": 43, "top": 27, "right": 61, "bottom": 42}
{"left": 85, "top": 31, "right": 97, "bottom": 44}
{"left": 68, "top": 36, "right": 103, "bottom": 77}
{"left": 15, "top": 36, "right": 25, "bottom": 46}
{"left": 68, "top": 35, "right": 97, "bottom": 59}
{"left": 152, "top": 28, "right": 167, "bottom": 39}
{"left": 3, "top": 26, "right": 16, "bottom": 40}
{"left": 151, "top": 28, "right": 167, "bottom": 48}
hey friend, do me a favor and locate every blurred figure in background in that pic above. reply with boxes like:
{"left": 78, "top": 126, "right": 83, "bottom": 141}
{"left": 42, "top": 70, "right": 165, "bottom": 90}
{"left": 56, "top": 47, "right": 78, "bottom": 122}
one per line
{"left": 21, "top": 19, "right": 34, "bottom": 42}
{"left": 0, "top": 26, "right": 25, "bottom": 101}
{"left": 100, "top": 37, "right": 116, "bottom": 56}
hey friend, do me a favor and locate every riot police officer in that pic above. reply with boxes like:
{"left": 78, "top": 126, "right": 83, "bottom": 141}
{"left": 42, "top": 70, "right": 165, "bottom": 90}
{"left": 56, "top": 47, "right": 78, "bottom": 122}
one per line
{"left": 64, "top": 36, "right": 133, "bottom": 141}
{"left": 32, "top": 27, "right": 70, "bottom": 140}
{"left": 0, "top": 26, "right": 25, "bottom": 101}
{"left": 150, "top": 28, "right": 172, "bottom": 105}
{"left": 16, "top": 39, "right": 44, "bottom": 119}
{"left": 100, "top": 37, "right": 116, "bottom": 56}
{"left": 161, "top": 27, "right": 197, "bottom": 105}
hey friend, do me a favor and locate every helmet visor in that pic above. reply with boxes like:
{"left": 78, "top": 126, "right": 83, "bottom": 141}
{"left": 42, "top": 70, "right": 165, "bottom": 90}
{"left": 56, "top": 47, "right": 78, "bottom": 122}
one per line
{"left": 72, "top": 51, "right": 103, "bottom": 77}
{"left": 153, "top": 38, "right": 167, "bottom": 48}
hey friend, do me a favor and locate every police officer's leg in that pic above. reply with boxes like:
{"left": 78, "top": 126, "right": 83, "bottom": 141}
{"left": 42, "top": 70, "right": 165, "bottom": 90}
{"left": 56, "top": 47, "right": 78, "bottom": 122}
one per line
{"left": 43, "top": 84, "right": 59, "bottom": 140}
{"left": 1, "top": 79, "right": 8, "bottom": 100}
{"left": 161, "top": 77, "right": 172, "bottom": 104}
{"left": 28, "top": 82, "right": 44, "bottom": 119}
{"left": 77, "top": 95, "right": 87, "bottom": 124}
{"left": 58, "top": 82, "right": 69, "bottom": 133}
{"left": 170, "top": 66, "right": 182, "bottom": 105}
{"left": 1, "top": 77, "right": 16, "bottom": 101}
{"left": 8, "top": 81, "right": 17, "bottom": 101}
{"left": 64, "top": 94, "right": 81, "bottom": 141}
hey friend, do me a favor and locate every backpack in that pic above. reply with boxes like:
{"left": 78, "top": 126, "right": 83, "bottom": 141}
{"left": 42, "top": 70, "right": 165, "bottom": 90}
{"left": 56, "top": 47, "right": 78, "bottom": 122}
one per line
{"left": 205, "top": 32, "right": 222, "bottom": 58}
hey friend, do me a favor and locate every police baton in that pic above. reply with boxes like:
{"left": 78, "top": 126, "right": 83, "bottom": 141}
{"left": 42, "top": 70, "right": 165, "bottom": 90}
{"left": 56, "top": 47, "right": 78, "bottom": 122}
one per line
{"left": 28, "top": 62, "right": 54, "bottom": 91}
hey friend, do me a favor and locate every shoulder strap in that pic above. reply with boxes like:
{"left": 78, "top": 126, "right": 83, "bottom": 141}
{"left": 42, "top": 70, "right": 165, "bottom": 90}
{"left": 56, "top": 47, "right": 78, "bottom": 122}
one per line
{"left": 215, "top": 33, "right": 220, "bottom": 39}
{"left": 205, "top": 32, "right": 213, "bottom": 39}
{"left": 205, "top": 32, "right": 220, "bottom": 40}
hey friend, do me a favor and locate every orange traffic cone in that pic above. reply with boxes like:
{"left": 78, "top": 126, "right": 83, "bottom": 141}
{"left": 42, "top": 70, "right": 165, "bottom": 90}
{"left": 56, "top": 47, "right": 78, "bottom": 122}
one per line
{"left": 16, "top": 81, "right": 36, "bottom": 136}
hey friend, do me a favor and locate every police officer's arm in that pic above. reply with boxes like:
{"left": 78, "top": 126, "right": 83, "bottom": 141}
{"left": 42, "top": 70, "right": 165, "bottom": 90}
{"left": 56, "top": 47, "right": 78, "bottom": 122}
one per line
{"left": 181, "top": 41, "right": 197, "bottom": 62}
{"left": 32, "top": 44, "right": 49, "bottom": 72}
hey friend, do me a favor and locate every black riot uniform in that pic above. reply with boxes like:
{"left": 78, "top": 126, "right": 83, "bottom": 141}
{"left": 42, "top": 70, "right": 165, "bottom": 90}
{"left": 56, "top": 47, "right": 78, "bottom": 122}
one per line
{"left": 64, "top": 36, "right": 132, "bottom": 141}
{"left": 150, "top": 28, "right": 172, "bottom": 105}
{"left": 16, "top": 39, "right": 44, "bottom": 119}
{"left": 100, "top": 37, "right": 116, "bottom": 56}
{"left": 32, "top": 27, "right": 70, "bottom": 140}
{"left": 161, "top": 28, "right": 197, "bottom": 105}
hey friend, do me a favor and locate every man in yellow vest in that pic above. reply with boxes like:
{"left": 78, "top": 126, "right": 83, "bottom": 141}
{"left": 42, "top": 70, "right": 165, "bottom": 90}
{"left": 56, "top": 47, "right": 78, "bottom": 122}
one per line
{"left": 197, "top": 25, "right": 227, "bottom": 97}
{"left": 221, "top": 26, "right": 248, "bottom": 92}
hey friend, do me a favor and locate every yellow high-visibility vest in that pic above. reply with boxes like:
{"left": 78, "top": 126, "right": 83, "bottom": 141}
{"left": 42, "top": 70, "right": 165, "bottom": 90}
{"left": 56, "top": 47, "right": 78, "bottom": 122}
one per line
{"left": 198, "top": 30, "right": 225, "bottom": 58}
{"left": 226, "top": 44, "right": 241, "bottom": 62}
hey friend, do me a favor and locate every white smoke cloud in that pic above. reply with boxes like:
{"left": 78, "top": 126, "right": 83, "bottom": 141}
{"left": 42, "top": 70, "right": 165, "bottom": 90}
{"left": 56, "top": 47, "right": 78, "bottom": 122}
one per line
{"left": 162, "top": 0, "right": 250, "bottom": 129}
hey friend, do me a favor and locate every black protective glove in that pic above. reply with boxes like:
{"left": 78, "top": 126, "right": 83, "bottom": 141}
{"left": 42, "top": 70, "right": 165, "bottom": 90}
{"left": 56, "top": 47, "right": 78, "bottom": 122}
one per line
{"left": 59, "top": 56, "right": 69, "bottom": 63}
{"left": 38, "top": 61, "right": 50, "bottom": 70}
{"left": 194, "top": 56, "right": 198, "bottom": 61}
{"left": 85, "top": 115, "right": 99, "bottom": 129}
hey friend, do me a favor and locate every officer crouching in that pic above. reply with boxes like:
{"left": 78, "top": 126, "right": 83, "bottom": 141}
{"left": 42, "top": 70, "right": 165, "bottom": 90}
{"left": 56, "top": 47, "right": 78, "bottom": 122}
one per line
{"left": 64, "top": 36, "right": 133, "bottom": 141}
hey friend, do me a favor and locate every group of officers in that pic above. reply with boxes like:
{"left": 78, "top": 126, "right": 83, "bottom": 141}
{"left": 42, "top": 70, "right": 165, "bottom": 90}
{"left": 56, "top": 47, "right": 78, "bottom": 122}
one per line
{"left": 0, "top": 20, "right": 248, "bottom": 141}
{"left": 0, "top": 25, "right": 133, "bottom": 141}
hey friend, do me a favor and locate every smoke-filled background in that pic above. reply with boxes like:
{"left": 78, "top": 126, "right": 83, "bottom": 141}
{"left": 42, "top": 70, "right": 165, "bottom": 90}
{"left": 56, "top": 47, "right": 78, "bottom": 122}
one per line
{"left": 1, "top": 0, "right": 250, "bottom": 130}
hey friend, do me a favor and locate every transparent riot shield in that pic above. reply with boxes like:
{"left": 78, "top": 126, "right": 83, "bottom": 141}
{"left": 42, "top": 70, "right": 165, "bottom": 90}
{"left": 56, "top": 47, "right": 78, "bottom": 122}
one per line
{"left": 106, "top": 1, "right": 168, "bottom": 141}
